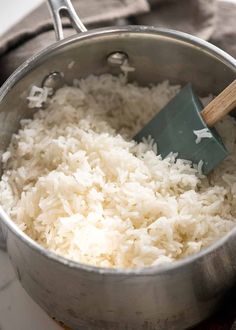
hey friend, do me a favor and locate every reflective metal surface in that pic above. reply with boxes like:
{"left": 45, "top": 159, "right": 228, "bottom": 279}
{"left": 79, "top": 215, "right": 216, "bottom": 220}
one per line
{"left": 47, "top": 0, "right": 87, "bottom": 40}
{"left": 0, "top": 1, "right": 236, "bottom": 329}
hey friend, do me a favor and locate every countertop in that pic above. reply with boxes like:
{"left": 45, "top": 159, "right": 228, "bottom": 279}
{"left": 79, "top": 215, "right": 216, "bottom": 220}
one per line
{"left": 0, "top": 250, "right": 62, "bottom": 330}
{"left": 0, "top": 0, "right": 43, "bottom": 36}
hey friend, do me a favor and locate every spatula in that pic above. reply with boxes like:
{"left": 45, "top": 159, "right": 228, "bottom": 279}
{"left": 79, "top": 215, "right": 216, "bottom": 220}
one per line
{"left": 135, "top": 80, "right": 236, "bottom": 174}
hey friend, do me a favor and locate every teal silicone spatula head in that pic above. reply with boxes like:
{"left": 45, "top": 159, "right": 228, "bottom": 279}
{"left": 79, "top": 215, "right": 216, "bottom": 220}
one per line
{"left": 135, "top": 80, "right": 236, "bottom": 174}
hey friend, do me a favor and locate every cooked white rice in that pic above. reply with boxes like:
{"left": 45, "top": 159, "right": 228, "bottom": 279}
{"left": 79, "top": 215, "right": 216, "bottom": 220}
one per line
{"left": 1, "top": 74, "right": 236, "bottom": 269}
{"left": 193, "top": 128, "right": 213, "bottom": 144}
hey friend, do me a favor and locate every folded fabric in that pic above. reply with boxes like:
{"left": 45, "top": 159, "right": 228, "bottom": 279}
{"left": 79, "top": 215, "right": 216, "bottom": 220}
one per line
{"left": 136, "top": 0, "right": 217, "bottom": 40}
{"left": 0, "top": 0, "right": 150, "bottom": 56}
{"left": 209, "top": 0, "right": 236, "bottom": 58}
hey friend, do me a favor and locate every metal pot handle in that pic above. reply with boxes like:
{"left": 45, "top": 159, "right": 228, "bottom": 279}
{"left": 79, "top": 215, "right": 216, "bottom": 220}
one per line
{"left": 47, "top": 0, "right": 87, "bottom": 41}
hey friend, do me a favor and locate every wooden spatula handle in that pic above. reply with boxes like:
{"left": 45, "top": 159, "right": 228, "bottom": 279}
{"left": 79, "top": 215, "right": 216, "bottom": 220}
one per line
{"left": 201, "top": 79, "right": 236, "bottom": 127}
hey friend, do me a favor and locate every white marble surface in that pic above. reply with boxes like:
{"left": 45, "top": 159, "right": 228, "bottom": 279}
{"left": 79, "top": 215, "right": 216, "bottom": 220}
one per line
{"left": 0, "top": 0, "right": 43, "bottom": 36}
{"left": 0, "top": 250, "right": 62, "bottom": 330}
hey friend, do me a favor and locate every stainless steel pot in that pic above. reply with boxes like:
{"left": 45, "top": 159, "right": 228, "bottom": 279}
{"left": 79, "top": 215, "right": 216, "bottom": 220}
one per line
{"left": 0, "top": 1, "right": 236, "bottom": 329}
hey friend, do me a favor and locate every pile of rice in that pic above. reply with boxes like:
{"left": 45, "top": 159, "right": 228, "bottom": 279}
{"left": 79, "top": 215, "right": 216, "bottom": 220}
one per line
{"left": 1, "top": 74, "right": 236, "bottom": 269}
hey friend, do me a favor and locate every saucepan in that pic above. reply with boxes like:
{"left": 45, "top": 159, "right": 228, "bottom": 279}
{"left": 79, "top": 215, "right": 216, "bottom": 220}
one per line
{"left": 0, "top": 0, "right": 236, "bottom": 329}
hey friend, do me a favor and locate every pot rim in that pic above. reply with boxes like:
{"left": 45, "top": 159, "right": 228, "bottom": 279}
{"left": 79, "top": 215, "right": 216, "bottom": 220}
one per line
{"left": 0, "top": 25, "right": 236, "bottom": 275}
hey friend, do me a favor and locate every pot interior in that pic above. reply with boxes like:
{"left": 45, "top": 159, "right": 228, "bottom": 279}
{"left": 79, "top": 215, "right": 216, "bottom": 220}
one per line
{"left": 0, "top": 28, "right": 235, "bottom": 176}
